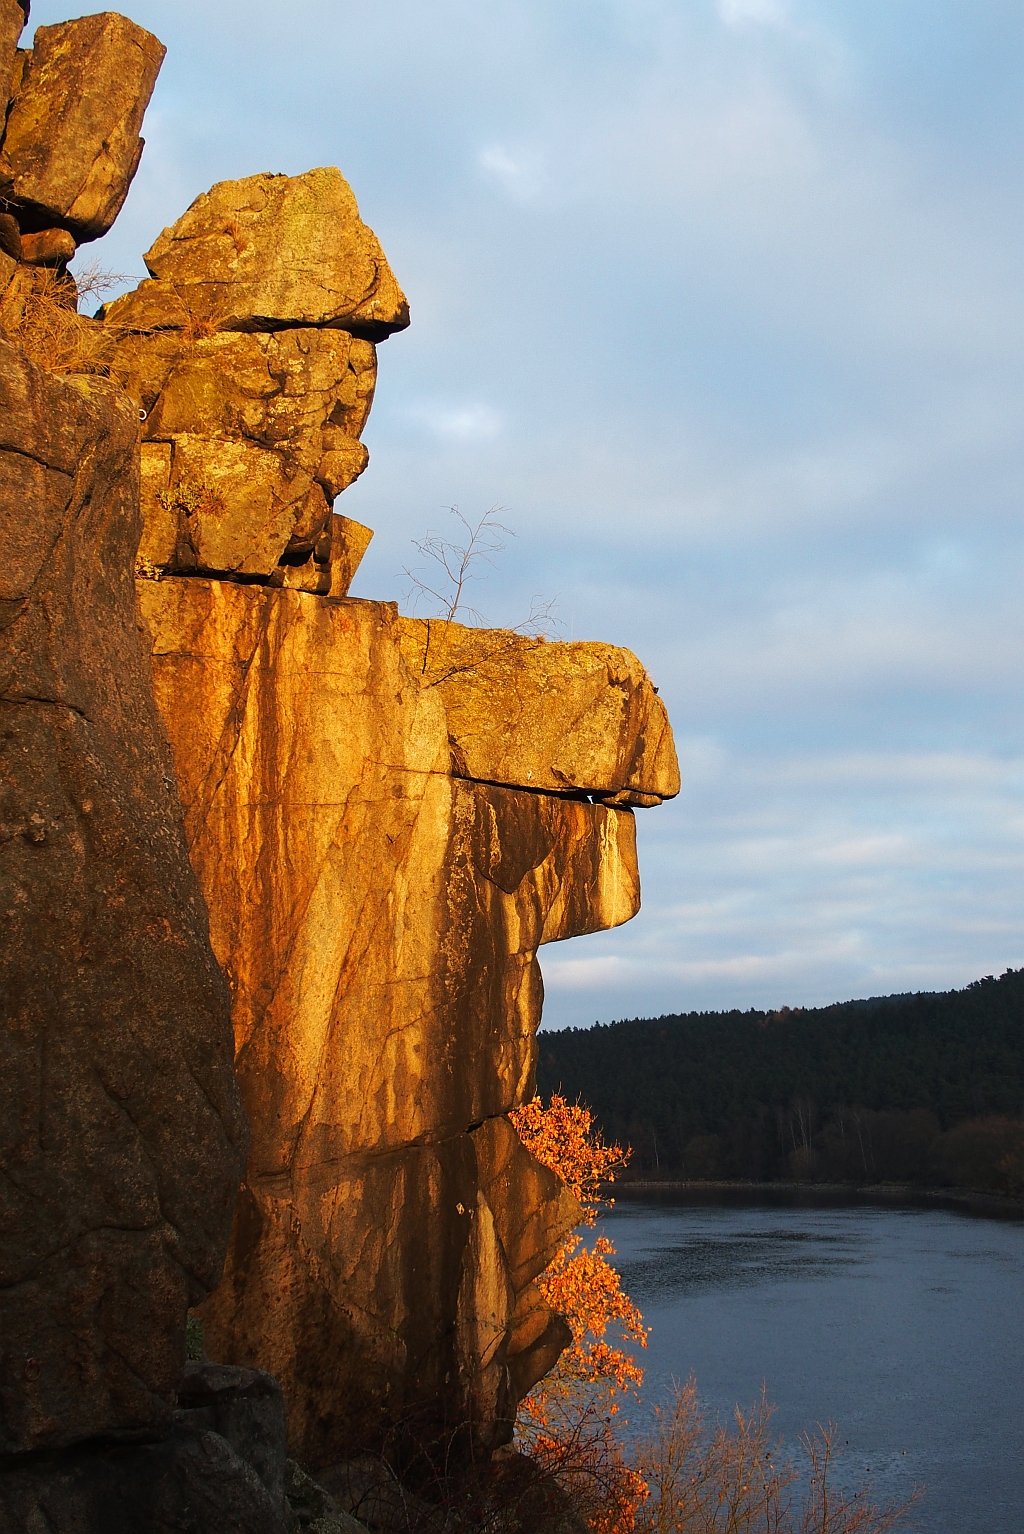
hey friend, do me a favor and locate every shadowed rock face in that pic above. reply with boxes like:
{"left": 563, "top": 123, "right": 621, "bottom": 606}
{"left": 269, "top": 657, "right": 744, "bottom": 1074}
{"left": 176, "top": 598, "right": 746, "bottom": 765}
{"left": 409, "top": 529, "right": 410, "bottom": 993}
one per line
{"left": 0, "top": 341, "right": 247, "bottom": 1455}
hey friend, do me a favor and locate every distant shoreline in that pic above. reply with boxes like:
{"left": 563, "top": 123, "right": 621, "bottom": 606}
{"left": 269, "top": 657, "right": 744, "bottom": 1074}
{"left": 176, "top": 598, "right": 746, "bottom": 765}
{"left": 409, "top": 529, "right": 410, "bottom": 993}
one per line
{"left": 605, "top": 1178, "right": 1024, "bottom": 1219}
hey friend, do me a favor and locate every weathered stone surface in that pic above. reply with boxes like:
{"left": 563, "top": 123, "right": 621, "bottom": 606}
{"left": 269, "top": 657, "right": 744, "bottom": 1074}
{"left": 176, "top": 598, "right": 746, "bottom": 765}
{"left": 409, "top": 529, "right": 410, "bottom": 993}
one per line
{"left": 137, "top": 577, "right": 641, "bottom": 1462}
{"left": 469, "top": 1118, "right": 580, "bottom": 1411}
{"left": 132, "top": 328, "right": 377, "bottom": 462}
{"left": 104, "top": 168, "right": 409, "bottom": 339}
{"left": 286, "top": 1459, "right": 369, "bottom": 1534}
{"left": 0, "top": 213, "right": 21, "bottom": 263}
{"left": 0, "top": 339, "right": 247, "bottom": 1454}
{"left": 0, "top": 1427, "right": 292, "bottom": 1534}
{"left": 115, "top": 318, "right": 377, "bottom": 577}
{"left": 19, "top": 226, "right": 76, "bottom": 266}
{"left": 147, "top": 431, "right": 317, "bottom": 578}
{"left": 472, "top": 1117, "right": 581, "bottom": 1294}
{"left": 175, "top": 1362, "right": 289, "bottom": 1518}
{"left": 140, "top": 582, "right": 638, "bottom": 1164}
{"left": 0, "top": 2, "right": 27, "bottom": 118}
{"left": 0, "top": 15, "right": 165, "bottom": 241}
{"left": 398, "top": 618, "right": 680, "bottom": 805}
{"left": 329, "top": 513, "right": 373, "bottom": 597}
{"left": 505, "top": 1282, "right": 573, "bottom": 1402}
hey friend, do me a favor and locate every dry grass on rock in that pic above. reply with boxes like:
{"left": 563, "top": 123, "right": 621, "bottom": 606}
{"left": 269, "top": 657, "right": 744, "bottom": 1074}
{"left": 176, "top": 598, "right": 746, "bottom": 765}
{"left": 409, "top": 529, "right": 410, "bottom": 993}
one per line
{"left": 0, "top": 262, "right": 129, "bottom": 376}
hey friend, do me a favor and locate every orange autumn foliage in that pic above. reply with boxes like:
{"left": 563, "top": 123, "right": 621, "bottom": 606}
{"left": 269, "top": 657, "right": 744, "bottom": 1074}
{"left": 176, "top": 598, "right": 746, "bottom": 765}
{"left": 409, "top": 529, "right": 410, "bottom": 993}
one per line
{"left": 504, "top": 1098, "right": 917, "bottom": 1534}
{"left": 510, "top": 1094, "right": 648, "bottom": 1410}
{"left": 509, "top": 1094, "right": 649, "bottom": 1532}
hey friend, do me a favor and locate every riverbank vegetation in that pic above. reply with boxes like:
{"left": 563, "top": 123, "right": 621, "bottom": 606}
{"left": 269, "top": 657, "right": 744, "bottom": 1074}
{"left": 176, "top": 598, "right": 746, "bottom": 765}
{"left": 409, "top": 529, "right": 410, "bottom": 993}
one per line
{"left": 536, "top": 968, "right": 1024, "bottom": 1194}
{"left": 507, "top": 1097, "right": 919, "bottom": 1534}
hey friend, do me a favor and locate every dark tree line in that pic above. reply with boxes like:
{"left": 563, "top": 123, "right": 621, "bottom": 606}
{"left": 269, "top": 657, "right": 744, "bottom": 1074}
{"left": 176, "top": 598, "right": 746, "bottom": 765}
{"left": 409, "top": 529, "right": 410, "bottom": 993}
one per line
{"left": 535, "top": 969, "right": 1024, "bottom": 1195}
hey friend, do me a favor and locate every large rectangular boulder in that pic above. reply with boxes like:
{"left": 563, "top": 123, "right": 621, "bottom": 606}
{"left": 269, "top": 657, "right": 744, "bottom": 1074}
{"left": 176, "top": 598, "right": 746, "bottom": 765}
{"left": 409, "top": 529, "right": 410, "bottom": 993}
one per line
{"left": 0, "top": 14, "right": 165, "bottom": 241}
{"left": 398, "top": 616, "right": 680, "bottom": 806}
{"left": 104, "top": 168, "right": 410, "bottom": 338}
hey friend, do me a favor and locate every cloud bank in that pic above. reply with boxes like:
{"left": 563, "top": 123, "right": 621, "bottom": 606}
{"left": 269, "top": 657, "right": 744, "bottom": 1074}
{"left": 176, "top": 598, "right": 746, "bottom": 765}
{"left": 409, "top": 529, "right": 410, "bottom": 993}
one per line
{"left": 32, "top": 0, "right": 1024, "bottom": 1025}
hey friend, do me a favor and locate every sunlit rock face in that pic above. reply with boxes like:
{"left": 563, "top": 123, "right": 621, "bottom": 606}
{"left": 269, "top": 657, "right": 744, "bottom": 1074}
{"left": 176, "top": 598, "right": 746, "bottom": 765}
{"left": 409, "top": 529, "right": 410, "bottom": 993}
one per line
{"left": 111, "top": 150, "right": 679, "bottom": 1465}
{"left": 100, "top": 169, "right": 396, "bottom": 591}
{"left": 139, "top": 578, "right": 649, "bottom": 1462}
{"left": 398, "top": 618, "right": 680, "bottom": 807}
{"left": 0, "top": 13, "right": 165, "bottom": 243}
{"left": 0, "top": 3, "right": 27, "bottom": 119}
{"left": 106, "top": 167, "right": 410, "bottom": 339}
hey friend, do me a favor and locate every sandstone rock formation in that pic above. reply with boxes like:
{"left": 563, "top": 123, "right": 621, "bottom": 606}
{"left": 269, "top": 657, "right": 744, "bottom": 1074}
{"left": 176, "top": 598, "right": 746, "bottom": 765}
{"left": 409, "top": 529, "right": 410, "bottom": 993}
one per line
{"left": 100, "top": 169, "right": 398, "bottom": 587}
{"left": 398, "top": 617, "right": 680, "bottom": 806}
{"left": 124, "top": 325, "right": 377, "bottom": 581}
{"left": 113, "top": 150, "right": 677, "bottom": 1465}
{"left": 0, "top": 13, "right": 164, "bottom": 242}
{"left": 1, "top": 2, "right": 679, "bottom": 1506}
{"left": 0, "top": 339, "right": 247, "bottom": 1455}
{"left": 138, "top": 577, "right": 650, "bottom": 1461}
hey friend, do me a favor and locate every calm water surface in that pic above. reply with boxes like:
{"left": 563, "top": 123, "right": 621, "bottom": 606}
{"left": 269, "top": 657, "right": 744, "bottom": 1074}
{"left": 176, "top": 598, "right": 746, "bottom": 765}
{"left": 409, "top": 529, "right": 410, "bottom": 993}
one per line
{"left": 601, "top": 1191, "right": 1024, "bottom": 1534}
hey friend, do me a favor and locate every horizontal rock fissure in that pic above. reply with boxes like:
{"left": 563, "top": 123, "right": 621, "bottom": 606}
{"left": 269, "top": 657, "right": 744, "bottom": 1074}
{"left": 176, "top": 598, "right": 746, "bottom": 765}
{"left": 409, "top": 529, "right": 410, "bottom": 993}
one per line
{"left": 450, "top": 767, "right": 638, "bottom": 806}
{"left": 1, "top": 693, "right": 91, "bottom": 722}
{"left": 0, "top": 438, "right": 76, "bottom": 475}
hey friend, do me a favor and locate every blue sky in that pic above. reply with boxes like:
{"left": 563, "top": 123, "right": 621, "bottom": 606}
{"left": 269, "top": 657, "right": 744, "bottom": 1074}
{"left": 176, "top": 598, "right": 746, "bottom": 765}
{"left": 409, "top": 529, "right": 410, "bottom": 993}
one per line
{"left": 30, "top": 0, "right": 1024, "bottom": 1026}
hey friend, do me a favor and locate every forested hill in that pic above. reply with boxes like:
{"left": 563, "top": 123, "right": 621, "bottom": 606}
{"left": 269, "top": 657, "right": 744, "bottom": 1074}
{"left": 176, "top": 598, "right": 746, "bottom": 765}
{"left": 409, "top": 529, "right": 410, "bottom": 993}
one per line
{"left": 536, "top": 969, "right": 1024, "bottom": 1189}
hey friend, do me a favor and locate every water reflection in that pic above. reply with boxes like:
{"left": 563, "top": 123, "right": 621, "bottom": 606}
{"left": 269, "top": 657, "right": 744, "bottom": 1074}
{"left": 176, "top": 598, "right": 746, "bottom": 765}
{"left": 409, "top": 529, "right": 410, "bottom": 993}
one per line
{"left": 618, "top": 1225, "right": 862, "bottom": 1298}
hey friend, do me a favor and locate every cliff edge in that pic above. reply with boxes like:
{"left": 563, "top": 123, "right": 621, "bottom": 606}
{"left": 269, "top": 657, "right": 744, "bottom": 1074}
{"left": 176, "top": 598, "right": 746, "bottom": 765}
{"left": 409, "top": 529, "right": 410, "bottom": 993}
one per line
{"left": 0, "top": 5, "right": 679, "bottom": 1524}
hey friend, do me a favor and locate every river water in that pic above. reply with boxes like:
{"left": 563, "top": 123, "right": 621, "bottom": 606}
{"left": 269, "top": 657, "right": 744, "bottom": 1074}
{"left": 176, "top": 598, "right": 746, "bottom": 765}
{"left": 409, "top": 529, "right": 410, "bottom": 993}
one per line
{"left": 601, "top": 1189, "right": 1024, "bottom": 1534}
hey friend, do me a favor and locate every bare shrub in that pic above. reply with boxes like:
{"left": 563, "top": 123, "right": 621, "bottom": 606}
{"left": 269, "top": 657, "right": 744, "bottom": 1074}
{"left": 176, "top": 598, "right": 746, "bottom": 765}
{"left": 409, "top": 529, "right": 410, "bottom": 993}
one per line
{"left": 402, "top": 505, "right": 559, "bottom": 635}
{"left": 402, "top": 506, "right": 513, "bottom": 623}
{"left": 634, "top": 1378, "right": 920, "bottom": 1534}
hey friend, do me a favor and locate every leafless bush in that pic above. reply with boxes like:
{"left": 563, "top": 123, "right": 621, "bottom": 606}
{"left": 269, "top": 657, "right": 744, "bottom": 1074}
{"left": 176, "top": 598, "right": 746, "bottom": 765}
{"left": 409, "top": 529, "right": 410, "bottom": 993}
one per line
{"left": 633, "top": 1378, "right": 920, "bottom": 1534}
{"left": 402, "top": 505, "right": 560, "bottom": 636}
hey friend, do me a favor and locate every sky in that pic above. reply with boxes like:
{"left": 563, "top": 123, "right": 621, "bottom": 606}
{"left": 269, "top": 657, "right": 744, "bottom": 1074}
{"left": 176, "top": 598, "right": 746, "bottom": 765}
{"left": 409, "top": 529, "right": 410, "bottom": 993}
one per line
{"left": 27, "top": 0, "right": 1024, "bottom": 1027}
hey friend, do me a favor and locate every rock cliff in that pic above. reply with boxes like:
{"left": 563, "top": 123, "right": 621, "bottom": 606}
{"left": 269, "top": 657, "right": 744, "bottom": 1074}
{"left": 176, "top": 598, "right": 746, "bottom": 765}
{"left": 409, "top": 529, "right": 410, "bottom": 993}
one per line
{"left": 0, "top": 3, "right": 679, "bottom": 1512}
{"left": 0, "top": 342, "right": 246, "bottom": 1453}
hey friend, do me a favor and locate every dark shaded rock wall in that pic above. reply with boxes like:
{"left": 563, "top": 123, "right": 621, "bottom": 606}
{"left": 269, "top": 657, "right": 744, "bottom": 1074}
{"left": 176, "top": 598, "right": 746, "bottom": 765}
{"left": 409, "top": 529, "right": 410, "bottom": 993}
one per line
{"left": 0, "top": 341, "right": 247, "bottom": 1454}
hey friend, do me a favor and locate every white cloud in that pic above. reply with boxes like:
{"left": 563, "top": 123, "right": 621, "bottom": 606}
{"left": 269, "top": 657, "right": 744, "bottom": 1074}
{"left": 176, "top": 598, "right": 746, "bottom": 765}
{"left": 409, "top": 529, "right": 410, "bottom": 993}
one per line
{"left": 717, "top": 0, "right": 792, "bottom": 31}
{"left": 478, "top": 143, "right": 548, "bottom": 203}
{"left": 405, "top": 400, "right": 503, "bottom": 442}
